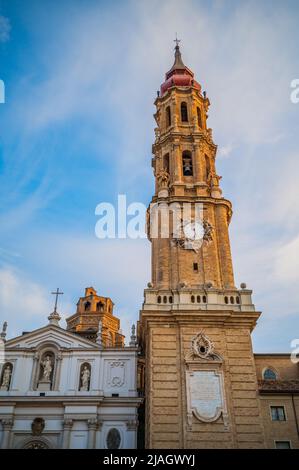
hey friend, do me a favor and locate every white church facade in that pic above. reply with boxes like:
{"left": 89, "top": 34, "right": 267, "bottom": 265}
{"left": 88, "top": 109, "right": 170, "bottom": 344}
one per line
{"left": 0, "top": 288, "right": 141, "bottom": 449}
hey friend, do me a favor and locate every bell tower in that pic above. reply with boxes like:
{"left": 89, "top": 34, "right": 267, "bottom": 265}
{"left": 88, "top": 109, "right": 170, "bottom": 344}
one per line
{"left": 149, "top": 41, "right": 234, "bottom": 292}
{"left": 139, "top": 43, "right": 266, "bottom": 449}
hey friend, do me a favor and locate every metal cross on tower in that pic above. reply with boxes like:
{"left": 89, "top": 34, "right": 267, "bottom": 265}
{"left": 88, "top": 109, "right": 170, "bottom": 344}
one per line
{"left": 174, "top": 33, "right": 181, "bottom": 48}
{"left": 51, "top": 288, "right": 64, "bottom": 313}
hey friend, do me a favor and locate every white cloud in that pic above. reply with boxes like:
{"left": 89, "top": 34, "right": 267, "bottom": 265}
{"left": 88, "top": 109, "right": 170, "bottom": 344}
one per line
{"left": 0, "top": 266, "right": 52, "bottom": 338}
{"left": 274, "top": 234, "right": 299, "bottom": 283}
{"left": 0, "top": 16, "right": 10, "bottom": 42}
{"left": 218, "top": 145, "right": 234, "bottom": 159}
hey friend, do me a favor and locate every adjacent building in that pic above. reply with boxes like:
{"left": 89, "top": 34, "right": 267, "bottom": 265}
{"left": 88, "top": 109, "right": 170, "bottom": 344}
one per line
{"left": 0, "top": 288, "right": 141, "bottom": 449}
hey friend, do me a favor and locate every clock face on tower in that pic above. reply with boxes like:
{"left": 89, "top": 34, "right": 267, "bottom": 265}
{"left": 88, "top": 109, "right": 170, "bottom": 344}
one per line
{"left": 183, "top": 221, "right": 205, "bottom": 241}
{"left": 171, "top": 219, "right": 213, "bottom": 253}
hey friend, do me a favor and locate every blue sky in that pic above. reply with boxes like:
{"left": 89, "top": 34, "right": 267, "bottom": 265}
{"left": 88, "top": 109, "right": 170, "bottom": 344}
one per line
{"left": 0, "top": 0, "right": 299, "bottom": 351}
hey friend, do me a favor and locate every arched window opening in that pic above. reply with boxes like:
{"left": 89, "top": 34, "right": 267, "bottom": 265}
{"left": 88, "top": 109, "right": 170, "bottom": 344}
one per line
{"left": 181, "top": 102, "right": 188, "bottom": 122}
{"left": 79, "top": 362, "right": 91, "bottom": 391}
{"left": 163, "top": 153, "right": 170, "bottom": 173}
{"left": 197, "top": 295, "right": 201, "bottom": 303}
{"left": 205, "top": 154, "right": 210, "bottom": 180}
{"left": 263, "top": 368, "right": 277, "bottom": 380}
{"left": 236, "top": 296, "right": 240, "bottom": 304}
{"left": 202, "top": 295, "right": 207, "bottom": 303}
{"left": 96, "top": 301, "right": 104, "bottom": 312}
{"left": 166, "top": 106, "right": 171, "bottom": 127}
{"left": 169, "top": 296, "right": 173, "bottom": 304}
{"left": 106, "top": 428, "right": 121, "bottom": 449}
{"left": 224, "top": 296, "right": 229, "bottom": 304}
{"left": 163, "top": 296, "right": 167, "bottom": 304}
{"left": 197, "top": 107, "right": 202, "bottom": 128}
{"left": 182, "top": 151, "right": 193, "bottom": 176}
{"left": 230, "top": 296, "right": 235, "bottom": 304}
{"left": 0, "top": 362, "right": 13, "bottom": 391}
{"left": 157, "top": 296, "right": 161, "bottom": 304}
{"left": 84, "top": 301, "right": 91, "bottom": 312}
{"left": 191, "top": 295, "right": 195, "bottom": 303}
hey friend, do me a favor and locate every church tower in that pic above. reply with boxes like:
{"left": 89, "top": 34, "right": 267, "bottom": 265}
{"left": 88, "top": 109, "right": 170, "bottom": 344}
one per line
{"left": 139, "top": 43, "right": 266, "bottom": 448}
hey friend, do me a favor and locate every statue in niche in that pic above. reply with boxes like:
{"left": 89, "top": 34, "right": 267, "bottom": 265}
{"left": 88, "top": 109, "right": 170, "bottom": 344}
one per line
{"left": 41, "top": 355, "right": 52, "bottom": 381}
{"left": 1, "top": 364, "right": 12, "bottom": 390}
{"left": 80, "top": 365, "right": 91, "bottom": 391}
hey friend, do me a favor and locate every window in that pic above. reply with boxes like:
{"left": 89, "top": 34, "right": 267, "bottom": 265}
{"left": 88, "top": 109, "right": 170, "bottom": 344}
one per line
{"left": 263, "top": 368, "right": 277, "bottom": 380}
{"left": 106, "top": 428, "right": 121, "bottom": 449}
{"left": 271, "top": 406, "right": 286, "bottom": 421}
{"left": 196, "top": 295, "right": 201, "bottom": 303}
{"left": 96, "top": 301, "right": 104, "bottom": 312}
{"left": 166, "top": 106, "right": 171, "bottom": 127}
{"left": 197, "top": 107, "right": 202, "bottom": 127}
{"left": 191, "top": 295, "right": 195, "bottom": 303}
{"left": 84, "top": 301, "right": 91, "bottom": 312}
{"left": 182, "top": 151, "right": 193, "bottom": 176}
{"left": 202, "top": 295, "right": 207, "bottom": 303}
{"left": 193, "top": 262, "right": 198, "bottom": 272}
{"left": 169, "top": 296, "right": 173, "bottom": 304}
{"left": 181, "top": 102, "right": 188, "bottom": 122}
{"left": 275, "top": 441, "right": 291, "bottom": 449}
{"left": 157, "top": 296, "right": 161, "bottom": 304}
{"left": 163, "top": 296, "right": 167, "bottom": 304}
{"left": 236, "top": 296, "right": 240, "bottom": 304}
{"left": 224, "top": 296, "right": 229, "bottom": 304}
{"left": 230, "top": 296, "right": 235, "bottom": 304}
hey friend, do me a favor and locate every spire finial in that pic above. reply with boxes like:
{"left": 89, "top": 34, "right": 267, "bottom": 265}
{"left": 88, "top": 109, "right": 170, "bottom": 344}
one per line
{"left": 48, "top": 288, "right": 63, "bottom": 326}
{"left": 174, "top": 33, "right": 181, "bottom": 49}
{"left": 0, "top": 321, "right": 7, "bottom": 340}
{"left": 129, "top": 324, "right": 137, "bottom": 347}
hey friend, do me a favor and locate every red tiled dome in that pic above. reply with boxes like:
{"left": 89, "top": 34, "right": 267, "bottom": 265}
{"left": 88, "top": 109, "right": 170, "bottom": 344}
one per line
{"left": 160, "top": 45, "right": 201, "bottom": 96}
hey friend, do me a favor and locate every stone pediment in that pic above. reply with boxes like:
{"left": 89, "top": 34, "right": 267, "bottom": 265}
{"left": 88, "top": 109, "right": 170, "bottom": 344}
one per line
{"left": 4, "top": 325, "right": 97, "bottom": 350}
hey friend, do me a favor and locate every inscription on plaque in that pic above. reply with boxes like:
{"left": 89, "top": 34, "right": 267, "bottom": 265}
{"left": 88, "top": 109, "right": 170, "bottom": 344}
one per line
{"left": 188, "top": 370, "right": 224, "bottom": 422}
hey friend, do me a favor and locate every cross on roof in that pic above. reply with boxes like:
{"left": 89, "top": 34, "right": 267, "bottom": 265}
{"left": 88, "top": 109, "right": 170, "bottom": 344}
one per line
{"left": 174, "top": 33, "right": 181, "bottom": 48}
{"left": 51, "top": 288, "right": 64, "bottom": 313}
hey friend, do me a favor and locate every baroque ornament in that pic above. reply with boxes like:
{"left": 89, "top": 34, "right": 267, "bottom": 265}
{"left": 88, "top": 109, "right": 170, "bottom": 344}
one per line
{"left": 172, "top": 219, "right": 213, "bottom": 252}
{"left": 156, "top": 168, "right": 170, "bottom": 189}
{"left": 191, "top": 331, "right": 214, "bottom": 359}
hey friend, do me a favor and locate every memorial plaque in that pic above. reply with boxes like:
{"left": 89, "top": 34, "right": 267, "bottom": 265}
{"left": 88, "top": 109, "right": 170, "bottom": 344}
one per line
{"left": 188, "top": 370, "right": 224, "bottom": 422}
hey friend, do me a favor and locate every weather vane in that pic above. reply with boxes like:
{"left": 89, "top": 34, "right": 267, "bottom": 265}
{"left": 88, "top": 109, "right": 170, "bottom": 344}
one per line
{"left": 51, "top": 288, "right": 64, "bottom": 313}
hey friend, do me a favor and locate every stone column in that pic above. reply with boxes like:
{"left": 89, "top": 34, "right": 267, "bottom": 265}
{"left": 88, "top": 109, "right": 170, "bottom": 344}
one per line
{"left": 126, "top": 420, "right": 138, "bottom": 449}
{"left": 193, "top": 143, "right": 204, "bottom": 182}
{"left": 1, "top": 419, "right": 13, "bottom": 449}
{"left": 62, "top": 419, "right": 73, "bottom": 449}
{"left": 53, "top": 353, "right": 63, "bottom": 391}
{"left": 173, "top": 143, "right": 181, "bottom": 183}
{"left": 87, "top": 418, "right": 98, "bottom": 449}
